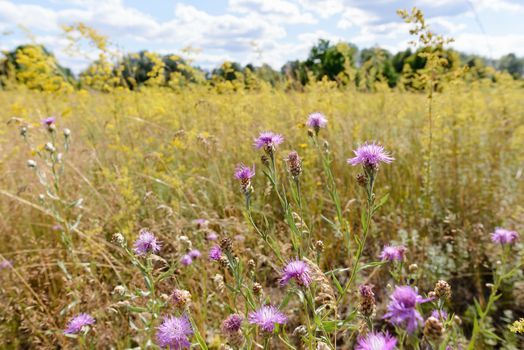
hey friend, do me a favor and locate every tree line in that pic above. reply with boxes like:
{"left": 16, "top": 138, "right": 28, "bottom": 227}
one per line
{"left": 1, "top": 38, "right": 522, "bottom": 92}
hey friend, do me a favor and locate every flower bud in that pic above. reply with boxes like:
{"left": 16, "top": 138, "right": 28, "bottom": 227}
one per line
{"left": 434, "top": 280, "right": 451, "bottom": 299}
{"left": 112, "top": 233, "right": 125, "bottom": 246}
{"left": 44, "top": 142, "right": 56, "bottom": 153}
{"left": 253, "top": 282, "right": 262, "bottom": 295}
{"left": 423, "top": 316, "right": 443, "bottom": 341}
{"left": 315, "top": 240, "right": 324, "bottom": 254}
{"left": 171, "top": 289, "right": 192, "bottom": 309}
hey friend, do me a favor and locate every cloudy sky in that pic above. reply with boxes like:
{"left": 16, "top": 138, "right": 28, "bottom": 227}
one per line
{"left": 1, "top": 0, "right": 523, "bottom": 73}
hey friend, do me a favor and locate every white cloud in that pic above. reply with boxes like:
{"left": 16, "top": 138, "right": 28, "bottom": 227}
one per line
{"left": 337, "top": 6, "right": 379, "bottom": 29}
{"left": 452, "top": 33, "right": 524, "bottom": 57}
{"left": 229, "top": 0, "right": 317, "bottom": 24}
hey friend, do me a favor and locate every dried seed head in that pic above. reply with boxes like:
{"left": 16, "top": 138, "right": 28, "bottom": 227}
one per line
{"left": 247, "top": 259, "right": 256, "bottom": 270}
{"left": 356, "top": 173, "right": 367, "bottom": 187}
{"left": 220, "top": 237, "right": 233, "bottom": 252}
{"left": 44, "top": 142, "right": 56, "bottom": 153}
{"left": 315, "top": 240, "right": 324, "bottom": 254}
{"left": 112, "top": 233, "right": 125, "bottom": 246}
{"left": 63, "top": 128, "right": 71, "bottom": 138}
{"left": 113, "top": 285, "right": 126, "bottom": 296}
{"left": 219, "top": 256, "right": 230, "bottom": 268}
{"left": 317, "top": 342, "right": 330, "bottom": 350}
{"left": 409, "top": 264, "right": 418, "bottom": 273}
{"left": 260, "top": 154, "right": 270, "bottom": 167}
{"left": 213, "top": 274, "right": 225, "bottom": 294}
{"left": 423, "top": 316, "right": 443, "bottom": 341}
{"left": 171, "top": 289, "right": 192, "bottom": 309}
{"left": 27, "top": 160, "right": 37, "bottom": 168}
{"left": 253, "top": 282, "right": 263, "bottom": 295}
{"left": 428, "top": 291, "right": 437, "bottom": 300}
{"left": 20, "top": 127, "right": 28, "bottom": 137}
{"left": 286, "top": 151, "right": 302, "bottom": 179}
{"left": 293, "top": 325, "right": 307, "bottom": 337}
{"left": 434, "top": 280, "right": 451, "bottom": 299}
{"left": 307, "top": 129, "right": 314, "bottom": 138}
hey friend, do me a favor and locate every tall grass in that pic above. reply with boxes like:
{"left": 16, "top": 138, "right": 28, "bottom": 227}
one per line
{"left": 0, "top": 80, "right": 523, "bottom": 348}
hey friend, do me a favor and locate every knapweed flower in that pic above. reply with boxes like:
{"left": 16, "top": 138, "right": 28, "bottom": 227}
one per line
{"left": 188, "top": 249, "right": 201, "bottom": 259}
{"left": 248, "top": 305, "right": 287, "bottom": 333}
{"left": 221, "top": 314, "right": 243, "bottom": 333}
{"left": 379, "top": 245, "right": 406, "bottom": 262}
{"left": 359, "top": 284, "right": 376, "bottom": 317}
{"left": 156, "top": 314, "right": 193, "bottom": 349}
{"left": 0, "top": 260, "right": 13, "bottom": 270}
{"left": 171, "top": 289, "right": 192, "bottom": 309}
{"left": 181, "top": 254, "right": 193, "bottom": 266}
{"left": 347, "top": 142, "right": 394, "bottom": 168}
{"left": 133, "top": 229, "right": 161, "bottom": 256}
{"left": 221, "top": 314, "right": 244, "bottom": 347}
{"left": 234, "top": 164, "right": 255, "bottom": 194}
{"left": 193, "top": 218, "right": 208, "bottom": 228}
{"left": 209, "top": 245, "right": 222, "bottom": 260}
{"left": 280, "top": 258, "right": 312, "bottom": 287}
{"left": 206, "top": 231, "right": 218, "bottom": 241}
{"left": 491, "top": 228, "right": 519, "bottom": 245}
{"left": 431, "top": 309, "right": 448, "bottom": 321}
{"left": 64, "top": 313, "right": 95, "bottom": 334}
{"left": 254, "top": 132, "right": 284, "bottom": 155}
{"left": 384, "top": 286, "right": 431, "bottom": 334}
{"left": 355, "top": 331, "right": 397, "bottom": 350}
{"left": 306, "top": 112, "right": 328, "bottom": 132}
{"left": 42, "top": 117, "right": 56, "bottom": 131}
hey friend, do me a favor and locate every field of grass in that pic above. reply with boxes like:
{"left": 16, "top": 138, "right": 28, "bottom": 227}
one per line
{"left": 0, "top": 80, "right": 523, "bottom": 349}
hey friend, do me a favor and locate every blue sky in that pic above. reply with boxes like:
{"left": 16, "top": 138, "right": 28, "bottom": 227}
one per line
{"left": 1, "top": 0, "right": 523, "bottom": 73}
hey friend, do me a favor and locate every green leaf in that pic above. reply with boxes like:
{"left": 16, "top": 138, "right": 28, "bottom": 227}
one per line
{"left": 374, "top": 192, "right": 389, "bottom": 211}
{"left": 358, "top": 261, "right": 385, "bottom": 272}
{"left": 330, "top": 272, "right": 344, "bottom": 294}
{"left": 321, "top": 320, "right": 338, "bottom": 332}
{"left": 126, "top": 305, "right": 147, "bottom": 313}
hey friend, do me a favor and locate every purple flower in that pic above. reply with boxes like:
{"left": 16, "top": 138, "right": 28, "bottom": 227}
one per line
{"left": 356, "top": 331, "right": 397, "bottom": 350}
{"left": 234, "top": 164, "right": 255, "bottom": 194}
{"left": 193, "top": 218, "right": 209, "bottom": 228}
{"left": 209, "top": 245, "right": 222, "bottom": 260}
{"left": 380, "top": 245, "right": 407, "bottom": 262}
{"left": 188, "top": 249, "right": 201, "bottom": 259}
{"left": 133, "top": 229, "right": 161, "bottom": 256}
{"left": 384, "top": 286, "right": 431, "bottom": 334}
{"left": 156, "top": 314, "right": 193, "bottom": 349}
{"left": 306, "top": 112, "right": 328, "bottom": 129}
{"left": 42, "top": 117, "right": 56, "bottom": 126}
{"left": 221, "top": 314, "right": 243, "bottom": 333}
{"left": 64, "top": 313, "right": 95, "bottom": 334}
{"left": 431, "top": 309, "right": 448, "bottom": 321}
{"left": 248, "top": 305, "right": 287, "bottom": 333}
{"left": 206, "top": 231, "right": 218, "bottom": 241}
{"left": 234, "top": 164, "right": 255, "bottom": 181}
{"left": 491, "top": 228, "right": 518, "bottom": 245}
{"left": 254, "top": 132, "right": 284, "bottom": 150}
{"left": 181, "top": 254, "right": 193, "bottom": 266}
{"left": 52, "top": 224, "right": 63, "bottom": 231}
{"left": 347, "top": 142, "right": 394, "bottom": 167}
{"left": 0, "top": 260, "right": 13, "bottom": 270}
{"left": 280, "top": 258, "right": 312, "bottom": 287}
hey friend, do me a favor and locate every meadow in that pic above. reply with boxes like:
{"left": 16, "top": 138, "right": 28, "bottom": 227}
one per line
{"left": 0, "top": 77, "right": 523, "bottom": 349}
